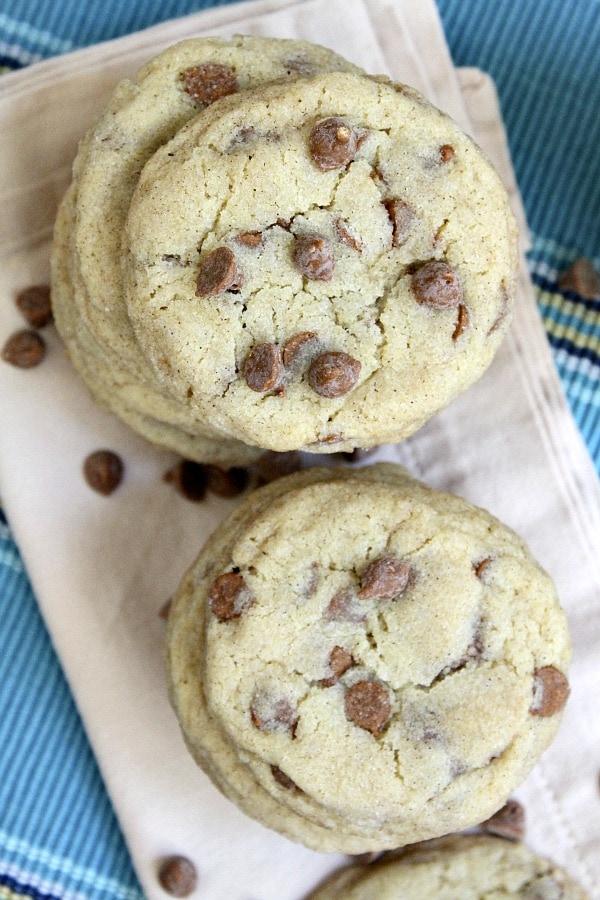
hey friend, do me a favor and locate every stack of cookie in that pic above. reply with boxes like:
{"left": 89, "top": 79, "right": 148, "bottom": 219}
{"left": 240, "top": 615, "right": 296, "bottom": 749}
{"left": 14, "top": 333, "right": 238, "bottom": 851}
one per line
{"left": 51, "top": 34, "right": 517, "bottom": 464}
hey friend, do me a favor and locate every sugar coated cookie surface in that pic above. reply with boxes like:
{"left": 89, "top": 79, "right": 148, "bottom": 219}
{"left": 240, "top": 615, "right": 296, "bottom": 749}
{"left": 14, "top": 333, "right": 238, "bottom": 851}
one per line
{"left": 166, "top": 464, "right": 570, "bottom": 852}
{"left": 307, "top": 835, "right": 589, "bottom": 898}
{"left": 125, "top": 71, "right": 517, "bottom": 453}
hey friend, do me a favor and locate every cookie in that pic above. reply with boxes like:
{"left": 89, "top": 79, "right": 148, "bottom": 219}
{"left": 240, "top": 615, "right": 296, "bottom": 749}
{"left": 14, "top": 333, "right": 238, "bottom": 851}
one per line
{"left": 166, "top": 464, "right": 570, "bottom": 853}
{"left": 307, "top": 835, "right": 589, "bottom": 898}
{"left": 125, "top": 71, "right": 517, "bottom": 454}
{"left": 51, "top": 36, "right": 363, "bottom": 464}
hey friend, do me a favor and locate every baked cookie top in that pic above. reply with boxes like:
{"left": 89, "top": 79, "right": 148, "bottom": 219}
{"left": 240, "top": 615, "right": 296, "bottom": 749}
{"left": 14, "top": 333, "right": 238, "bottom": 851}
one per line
{"left": 307, "top": 835, "right": 589, "bottom": 898}
{"left": 125, "top": 72, "right": 517, "bottom": 453}
{"left": 166, "top": 465, "right": 570, "bottom": 852}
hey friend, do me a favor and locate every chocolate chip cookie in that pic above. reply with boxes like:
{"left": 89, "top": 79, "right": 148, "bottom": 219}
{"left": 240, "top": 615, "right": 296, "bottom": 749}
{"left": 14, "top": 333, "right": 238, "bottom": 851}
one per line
{"left": 166, "top": 464, "right": 570, "bottom": 852}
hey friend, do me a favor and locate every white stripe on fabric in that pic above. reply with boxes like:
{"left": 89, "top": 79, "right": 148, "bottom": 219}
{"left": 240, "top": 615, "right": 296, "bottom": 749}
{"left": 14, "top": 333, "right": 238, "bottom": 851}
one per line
{"left": 0, "top": 545, "right": 23, "bottom": 573}
{"left": 0, "top": 40, "right": 41, "bottom": 65}
{"left": 0, "top": 13, "right": 73, "bottom": 54}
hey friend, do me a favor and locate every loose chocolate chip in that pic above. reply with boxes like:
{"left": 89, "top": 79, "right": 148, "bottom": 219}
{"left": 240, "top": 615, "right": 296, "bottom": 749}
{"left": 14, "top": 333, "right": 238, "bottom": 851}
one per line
{"left": 320, "top": 646, "right": 355, "bottom": 686}
{"left": 439, "top": 144, "right": 455, "bottom": 163}
{"left": 358, "top": 556, "right": 410, "bottom": 600}
{"left": 251, "top": 695, "right": 298, "bottom": 736}
{"left": 293, "top": 234, "right": 335, "bottom": 281}
{"left": 243, "top": 342, "right": 283, "bottom": 393}
{"left": 2, "top": 329, "right": 46, "bottom": 368}
{"left": 196, "top": 247, "right": 243, "bottom": 297}
{"left": 255, "top": 450, "right": 304, "bottom": 483}
{"left": 530, "top": 666, "right": 570, "bottom": 717}
{"left": 236, "top": 231, "right": 263, "bottom": 249}
{"left": 180, "top": 63, "right": 238, "bottom": 106}
{"left": 309, "top": 117, "right": 358, "bottom": 171}
{"left": 282, "top": 331, "right": 318, "bottom": 367}
{"left": 325, "top": 589, "right": 366, "bottom": 623}
{"left": 452, "top": 304, "right": 469, "bottom": 341}
{"left": 412, "top": 260, "right": 463, "bottom": 310}
{"left": 334, "top": 218, "right": 364, "bottom": 252}
{"left": 209, "top": 572, "right": 253, "bottom": 621}
{"left": 557, "top": 257, "right": 600, "bottom": 299}
{"left": 384, "top": 199, "right": 416, "bottom": 247}
{"left": 164, "top": 460, "right": 207, "bottom": 502}
{"left": 204, "top": 465, "right": 248, "bottom": 497}
{"left": 344, "top": 680, "right": 391, "bottom": 736}
{"left": 157, "top": 855, "right": 197, "bottom": 897}
{"left": 83, "top": 450, "right": 123, "bottom": 495}
{"left": 15, "top": 285, "right": 53, "bottom": 327}
{"left": 473, "top": 556, "right": 493, "bottom": 579}
{"left": 271, "top": 765, "right": 302, "bottom": 792}
{"left": 308, "top": 351, "right": 361, "bottom": 398}
{"left": 480, "top": 799, "right": 525, "bottom": 841}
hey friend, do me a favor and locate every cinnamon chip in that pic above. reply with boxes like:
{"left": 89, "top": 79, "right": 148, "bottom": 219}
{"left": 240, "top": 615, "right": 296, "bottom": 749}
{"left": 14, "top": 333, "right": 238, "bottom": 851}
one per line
{"left": 412, "top": 260, "right": 463, "bottom": 310}
{"left": 557, "top": 257, "right": 600, "bottom": 299}
{"left": 334, "top": 218, "right": 364, "bottom": 252}
{"left": 163, "top": 460, "right": 207, "bottom": 502}
{"left": 236, "top": 231, "right": 263, "bottom": 249}
{"left": 452, "top": 304, "right": 469, "bottom": 340}
{"left": 309, "top": 117, "right": 358, "bottom": 171}
{"left": 439, "top": 144, "right": 455, "bottom": 163}
{"left": 358, "top": 556, "right": 411, "bottom": 600}
{"left": 293, "top": 234, "right": 335, "bottom": 280}
{"left": 157, "top": 855, "right": 197, "bottom": 897}
{"left": 384, "top": 199, "right": 416, "bottom": 247}
{"left": 473, "top": 556, "right": 493, "bottom": 579}
{"left": 320, "top": 646, "right": 355, "bottom": 687}
{"left": 2, "top": 329, "right": 46, "bottom": 368}
{"left": 180, "top": 63, "right": 238, "bottom": 106}
{"left": 251, "top": 694, "right": 298, "bottom": 735}
{"left": 204, "top": 465, "right": 248, "bottom": 497}
{"left": 209, "top": 572, "right": 254, "bottom": 621}
{"left": 530, "top": 666, "right": 570, "bottom": 717}
{"left": 196, "top": 247, "right": 243, "bottom": 296}
{"left": 308, "top": 351, "right": 361, "bottom": 397}
{"left": 282, "top": 331, "right": 318, "bottom": 367}
{"left": 271, "top": 765, "right": 302, "bottom": 793}
{"left": 325, "top": 590, "right": 366, "bottom": 623}
{"left": 480, "top": 799, "right": 525, "bottom": 841}
{"left": 83, "top": 450, "right": 123, "bottom": 496}
{"left": 243, "top": 342, "right": 283, "bottom": 393}
{"left": 15, "top": 285, "right": 53, "bottom": 328}
{"left": 344, "top": 680, "right": 391, "bottom": 736}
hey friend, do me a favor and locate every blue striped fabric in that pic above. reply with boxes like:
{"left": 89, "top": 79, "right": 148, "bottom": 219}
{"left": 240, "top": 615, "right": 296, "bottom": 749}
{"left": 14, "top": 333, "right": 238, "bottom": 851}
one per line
{"left": 0, "top": 1, "right": 598, "bottom": 897}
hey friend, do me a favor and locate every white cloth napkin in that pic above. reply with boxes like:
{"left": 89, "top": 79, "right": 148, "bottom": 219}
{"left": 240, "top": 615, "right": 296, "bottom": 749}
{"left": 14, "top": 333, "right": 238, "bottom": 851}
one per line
{"left": 1, "top": 0, "right": 599, "bottom": 897}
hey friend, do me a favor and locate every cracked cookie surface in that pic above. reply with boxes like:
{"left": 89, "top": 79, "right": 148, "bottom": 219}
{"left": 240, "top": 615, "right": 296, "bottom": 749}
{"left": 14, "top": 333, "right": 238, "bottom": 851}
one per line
{"left": 166, "top": 464, "right": 570, "bottom": 852}
{"left": 125, "top": 72, "right": 517, "bottom": 453}
{"left": 307, "top": 835, "right": 589, "bottom": 898}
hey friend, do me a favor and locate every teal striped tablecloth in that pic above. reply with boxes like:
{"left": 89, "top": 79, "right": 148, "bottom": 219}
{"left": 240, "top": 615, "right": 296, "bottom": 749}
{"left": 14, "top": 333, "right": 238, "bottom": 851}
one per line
{"left": 0, "top": 1, "right": 598, "bottom": 898}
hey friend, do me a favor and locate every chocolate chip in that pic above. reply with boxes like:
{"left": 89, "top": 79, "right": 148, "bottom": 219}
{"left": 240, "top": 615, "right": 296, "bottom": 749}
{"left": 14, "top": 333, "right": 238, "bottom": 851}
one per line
{"left": 384, "top": 199, "right": 416, "bottom": 247}
{"left": 325, "top": 589, "right": 366, "bottom": 623}
{"left": 320, "top": 646, "right": 355, "bottom": 686}
{"left": 180, "top": 63, "right": 237, "bottom": 106}
{"left": 530, "top": 666, "right": 569, "bottom": 717}
{"left": 164, "top": 460, "right": 207, "bottom": 502}
{"left": 255, "top": 450, "right": 303, "bottom": 483}
{"left": 251, "top": 695, "right": 298, "bottom": 736}
{"left": 334, "top": 218, "right": 364, "bottom": 252}
{"left": 412, "top": 260, "right": 463, "bottom": 310}
{"left": 480, "top": 799, "right": 525, "bottom": 841}
{"left": 309, "top": 117, "right": 358, "bottom": 171}
{"left": 271, "top": 765, "right": 302, "bottom": 792}
{"left": 204, "top": 465, "right": 248, "bottom": 497}
{"left": 83, "top": 450, "right": 123, "bottom": 495}
{"left": 282, "top": 331, "right": 318, "bottom": 367}
{"left": 452, "top": 304, "right": 469, "bottom": 340}
{"left": 209, "top": 572, "right": 254, "bottom": 621}
{"left": 2, "top": 329, "right": 46, "bottom": 368}
{"left": 358, "top": 556, "right": 410, "bottom": 600}
{"left": 308, "top": 351, "right": 361, "bottom": 398}
{"left": 15, "top": 285, "right": 53, "bottom": 328}
{"left": 344, "top": 680, "right": 391, "bottom": 736}
{"left": 558, "top": 257, "right": 600, "bottom": 299}
{"left": 243, "top": 343, "right": 283, "bottom": 393}
{"left": 196, "top": 247, "right": 243, "bottom": 297}
{"left": 236, "top": 231, "right": 263, "bottom": 249}
{"left": 157, "top": 855, "right": 197, "bottom": 897}
{"left": 292, "top": 234, "right": 335, "bottom": 281}
{"left": 439, "top": 144, "right": 455, "bottom": 163}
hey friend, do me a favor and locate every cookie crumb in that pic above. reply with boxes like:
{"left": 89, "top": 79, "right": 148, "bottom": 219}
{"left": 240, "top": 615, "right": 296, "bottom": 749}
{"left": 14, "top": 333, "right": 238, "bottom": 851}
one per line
{"left": 309, "top": 117, "right": 358, "bottom": 171}
{"left": 83, "top": 450, "right": 123, "bottom": 496}
{"left": 308, "top": 351, "right": 361, "bottom": 397}
{"left": 15, "top": 285, "right": 53, "bottom": 327}
{"left": 2, "top": 329, "right": 46, "bottom": 368}
{"left": 157, "top": 855, "right": 197, "bottom": 897}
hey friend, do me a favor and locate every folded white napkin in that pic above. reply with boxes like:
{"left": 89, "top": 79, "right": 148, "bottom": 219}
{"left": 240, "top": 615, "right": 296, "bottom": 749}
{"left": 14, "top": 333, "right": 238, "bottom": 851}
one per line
{"left": 1, "top": 0, "right": 598, "bottom": 897}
